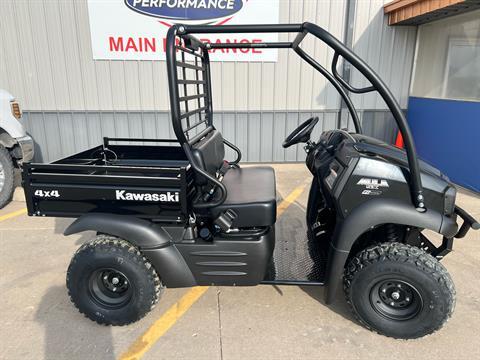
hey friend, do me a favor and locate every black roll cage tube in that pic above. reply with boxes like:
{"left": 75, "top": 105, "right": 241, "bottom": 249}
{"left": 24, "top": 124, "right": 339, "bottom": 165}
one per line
{"left": 166, "top": 22, "right": 425, "bottom": 211}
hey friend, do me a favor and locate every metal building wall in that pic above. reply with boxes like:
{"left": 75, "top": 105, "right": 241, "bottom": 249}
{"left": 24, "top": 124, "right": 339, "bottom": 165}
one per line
{"left": 0, "top": 0, "right": 416, "bottom": 162}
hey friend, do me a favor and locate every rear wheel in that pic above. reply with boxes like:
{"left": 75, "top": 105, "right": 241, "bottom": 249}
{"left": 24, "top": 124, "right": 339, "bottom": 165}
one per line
{"left": 67, "top": 235, "right": 162, "bottom": 325}
{"left": 0, "top": 145, "right": 14, "bottom": 209}
{"left": 343, "top": 242, "right": 455, "bottom": 339}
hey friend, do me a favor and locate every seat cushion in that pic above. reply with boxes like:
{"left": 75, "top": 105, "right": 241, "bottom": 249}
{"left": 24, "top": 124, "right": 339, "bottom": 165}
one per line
{"left": 211, "top": 166, "right": 276, "bottom": 228}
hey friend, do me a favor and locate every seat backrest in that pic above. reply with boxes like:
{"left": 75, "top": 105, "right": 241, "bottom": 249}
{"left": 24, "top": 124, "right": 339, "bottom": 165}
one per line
{"left": 191, "top": 129, "right": 225, "bottom": 184}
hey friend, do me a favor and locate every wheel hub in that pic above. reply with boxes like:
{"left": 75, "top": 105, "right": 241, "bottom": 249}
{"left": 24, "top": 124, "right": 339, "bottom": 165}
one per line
{"left": 379, "top": 281, "right": 413, "bottom": 308}
{"left": 370, "top": 279, "right": 423, "bottom": 320}
{"left": 391, "top": 291, "right": 400, "bottom": 300}
{"left": 89, "top": 268, "right": 132, "bottom": 308}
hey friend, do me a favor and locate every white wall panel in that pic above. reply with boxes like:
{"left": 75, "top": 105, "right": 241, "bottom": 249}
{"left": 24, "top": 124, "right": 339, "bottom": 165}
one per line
{"left": 73, "top": 0, "right": 100, "bottom": 109}
{"left": 28, "top": 0, "right": 58, "bottom": 110}
{"left": 110, "top": 60, "right": 127, "bottom": 111}
{"left": 1, "top": 0, "right": 417, "bottom": 163}
{"left": 0, "top": 0, "right": 414, "bottom": 112}
{"left": 0, "top": 0, "right": 29, "bottom": 107}
{"left": 57, "top": 0, "right": 85, "bottom": 110}
{"left": 138, "top": 61, "right": 156, "bottom": 110}
{"left": 0, "top": 0, "right": 353, "bottom": 112}
{"left": 43, "top": 0, "right": 71, "bottom": 110}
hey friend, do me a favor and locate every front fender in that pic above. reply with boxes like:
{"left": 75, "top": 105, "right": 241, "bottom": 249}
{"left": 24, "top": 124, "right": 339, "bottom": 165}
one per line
{"left": 324, "top": 199, "right": 458, "bottom": 304}
{"left": 0, "top": 114, "right": 28, "bottom": 140}
{"left": 64, "top": 213, "right": 197, "bottom": 288}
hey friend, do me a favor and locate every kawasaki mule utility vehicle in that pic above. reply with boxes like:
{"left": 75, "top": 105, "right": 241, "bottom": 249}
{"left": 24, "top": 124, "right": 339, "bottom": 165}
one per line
{"left": 22, "top": 23, "right": 479, "bottom": 339}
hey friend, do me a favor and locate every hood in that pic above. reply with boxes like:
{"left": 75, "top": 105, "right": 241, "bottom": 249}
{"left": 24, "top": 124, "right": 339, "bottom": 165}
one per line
{"left": 0, "top": 89, "right": 15, "bottom": 102}
{"left": 351, "top": 134, "right": 445, "bottom": 179}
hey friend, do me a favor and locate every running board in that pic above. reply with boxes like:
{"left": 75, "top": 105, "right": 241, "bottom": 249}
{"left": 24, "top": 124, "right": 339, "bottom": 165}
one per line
{"left": 260, "top": 280, "right": 324, "bottom": 286}
{"left": 262, "top": 216, "right": 328, "bottom": 284}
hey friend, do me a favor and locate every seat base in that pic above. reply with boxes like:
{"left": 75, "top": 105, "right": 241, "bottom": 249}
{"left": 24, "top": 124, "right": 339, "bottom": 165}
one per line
{"left": 211, "top": 166, "right": 276, "bottom": 228}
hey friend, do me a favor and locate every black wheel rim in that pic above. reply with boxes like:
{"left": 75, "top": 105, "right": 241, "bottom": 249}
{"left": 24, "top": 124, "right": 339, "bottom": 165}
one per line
{"left": 370, "top": 279, "right": 423, "bottom": 321}
{"left": 88, "top": 268, "right": 133, "bottom": 309}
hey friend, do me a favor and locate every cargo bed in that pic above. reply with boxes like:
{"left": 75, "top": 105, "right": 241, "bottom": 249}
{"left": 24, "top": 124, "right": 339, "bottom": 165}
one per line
{"left": 22, "top": 138, "right": 195, "bottom": 221}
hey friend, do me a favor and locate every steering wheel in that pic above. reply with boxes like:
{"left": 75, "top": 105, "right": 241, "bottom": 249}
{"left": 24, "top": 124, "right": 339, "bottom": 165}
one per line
{"left": 282, "top": 116, "right": 319, "bottom": 148}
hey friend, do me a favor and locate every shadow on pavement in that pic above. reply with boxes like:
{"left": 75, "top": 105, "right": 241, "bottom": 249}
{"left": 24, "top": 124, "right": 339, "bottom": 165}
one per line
{"left": 276, "top": 198, "right": 357, "bottom": 324}
{"left": 36, "top": 286, "right": 115, "bottom": 360}
{"left": 300, "top": 285, "right": 355, "bottom": 323}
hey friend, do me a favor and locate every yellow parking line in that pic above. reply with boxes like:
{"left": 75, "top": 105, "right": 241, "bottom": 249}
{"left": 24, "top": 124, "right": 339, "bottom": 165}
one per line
{"left": 120, "top": 286, "right": 209, "bottom": 360}
{"left": 0, "top": 208, "right": 27, "bottom": 222}
{"left": 277, "top": 181, "right": 309, "bottom": 217}
{"left": 118, "top": 181, "right": 309, "bottom": 360}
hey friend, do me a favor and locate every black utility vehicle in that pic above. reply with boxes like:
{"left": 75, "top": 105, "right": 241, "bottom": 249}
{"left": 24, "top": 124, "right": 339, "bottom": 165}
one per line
{"left": 23, "top": 23, "right": 478, "bottom": 339}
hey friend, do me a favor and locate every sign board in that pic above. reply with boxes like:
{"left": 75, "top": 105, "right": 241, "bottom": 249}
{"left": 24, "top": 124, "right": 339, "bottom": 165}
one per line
{"left": 87, "top": 0, "right": 280, "bottom": 61}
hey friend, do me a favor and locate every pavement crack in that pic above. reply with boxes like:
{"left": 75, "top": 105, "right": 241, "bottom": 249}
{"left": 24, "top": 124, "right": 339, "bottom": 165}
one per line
{"left": 216, "top": 288, "right": 223, "bottom": 360}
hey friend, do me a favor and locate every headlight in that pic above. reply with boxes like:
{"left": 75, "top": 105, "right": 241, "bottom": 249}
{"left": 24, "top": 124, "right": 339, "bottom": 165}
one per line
{"left": 10, "top": 101, "right": 22, "bottom": 119}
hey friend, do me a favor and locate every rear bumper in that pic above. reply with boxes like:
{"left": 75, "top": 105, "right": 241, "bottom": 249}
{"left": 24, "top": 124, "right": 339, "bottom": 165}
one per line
{"left": 16, "top": 135, "right": 34, "bottom": 163}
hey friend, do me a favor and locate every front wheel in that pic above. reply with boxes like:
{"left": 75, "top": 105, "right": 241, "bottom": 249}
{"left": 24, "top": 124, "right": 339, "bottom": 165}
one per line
{"left": 67, "top": 235, "right": 163, "bottom": 325}
{"left": 344, "top": 242, "right": 455, "bottom": 339}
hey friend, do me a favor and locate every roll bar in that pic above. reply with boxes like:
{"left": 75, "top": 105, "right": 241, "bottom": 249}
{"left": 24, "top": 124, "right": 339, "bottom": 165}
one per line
{"left": 166, "top": 22, "right": 425, "bottom": 211}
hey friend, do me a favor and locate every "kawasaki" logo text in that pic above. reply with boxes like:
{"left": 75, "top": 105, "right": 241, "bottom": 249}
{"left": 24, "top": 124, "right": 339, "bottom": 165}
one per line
{"left": 115, "top": 190, "right": 179, "bottom": 202}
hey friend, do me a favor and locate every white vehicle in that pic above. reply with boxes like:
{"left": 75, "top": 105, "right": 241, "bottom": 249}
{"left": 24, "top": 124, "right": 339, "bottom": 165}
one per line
{"left": 0, "top": 89, "right": 34, "bottom": 208}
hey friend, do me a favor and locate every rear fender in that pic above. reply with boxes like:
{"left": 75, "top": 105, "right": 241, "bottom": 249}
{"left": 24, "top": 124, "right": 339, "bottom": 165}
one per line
{"left": 324, "top": 199, "right": 458, "bottom": 304}
{"left": 64, "top": 213, "right": 196, "bottom": 287}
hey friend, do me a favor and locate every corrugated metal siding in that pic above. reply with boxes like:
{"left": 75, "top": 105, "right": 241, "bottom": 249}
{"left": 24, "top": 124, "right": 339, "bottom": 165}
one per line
{"left": 23, "top": 109, "right": 397, "bottom": 163}
{"left": 22, "top": 110, "right": 338, "bottom": 162}
{"left": 0, "top": 0, "right": 414, "bottom": 112}
{"left": 349, "top": 0, "right": 417, "bottom": 109}
{"left": 1, "top": 0, "right": 347, "bottom": 112}
{"left": 1, "top": 0, "right": 416, "bottom": 163}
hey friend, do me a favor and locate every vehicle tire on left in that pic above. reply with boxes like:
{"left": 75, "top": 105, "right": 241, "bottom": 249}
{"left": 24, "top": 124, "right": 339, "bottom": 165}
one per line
{"left": 66, "top": 235, "right": 163, "bottom": 325}
{"left": 0, "top": 145, "right": 14, "bottom": 209}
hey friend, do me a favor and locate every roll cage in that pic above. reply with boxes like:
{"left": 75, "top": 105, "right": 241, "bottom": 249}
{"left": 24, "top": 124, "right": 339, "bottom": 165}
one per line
{"left": 165, "top": 22, "right": 425, "bottom": 211}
